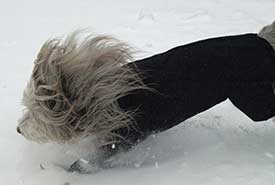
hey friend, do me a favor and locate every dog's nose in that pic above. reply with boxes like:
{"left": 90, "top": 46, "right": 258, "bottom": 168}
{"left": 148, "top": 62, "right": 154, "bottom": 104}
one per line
{"left": 17, "top": 127, "right": 22, "bottom": 134}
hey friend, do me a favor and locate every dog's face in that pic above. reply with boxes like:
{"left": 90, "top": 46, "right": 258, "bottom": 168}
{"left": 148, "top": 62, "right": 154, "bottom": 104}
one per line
{"left": 17, "top": 32, "right": 146, "bottom": 144}
{"left": 18, "top": 81, "right": 57, "bottom": 143}
{"left": 17, "top": 57, "right": 79, "bottom": 143}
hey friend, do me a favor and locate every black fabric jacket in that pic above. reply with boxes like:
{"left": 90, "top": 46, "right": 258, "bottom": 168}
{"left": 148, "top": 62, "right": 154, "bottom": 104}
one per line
{"left": 116, "top": 33, "right": 275, "bottom": 144}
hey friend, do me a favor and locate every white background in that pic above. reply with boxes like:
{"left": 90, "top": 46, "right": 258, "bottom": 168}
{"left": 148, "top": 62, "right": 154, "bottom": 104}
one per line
{"left": 1, "top": 0, "right": 275, "bottom": 184}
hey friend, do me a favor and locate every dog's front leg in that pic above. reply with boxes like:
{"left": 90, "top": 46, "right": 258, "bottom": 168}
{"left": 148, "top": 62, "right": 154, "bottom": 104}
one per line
{"left": 68, "top": 156, "right": 103, "bottom": 174}
{"left": 67, "top": 144, "right": 107, "bottom": 173}
{"left": 67, "top": 142, "right": 127, "bottom": 174}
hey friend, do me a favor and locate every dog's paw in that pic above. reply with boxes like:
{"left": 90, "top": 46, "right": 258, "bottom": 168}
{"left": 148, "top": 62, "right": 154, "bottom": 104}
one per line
{"left": 68, "top": 159, "right": 101, "bottom": 174}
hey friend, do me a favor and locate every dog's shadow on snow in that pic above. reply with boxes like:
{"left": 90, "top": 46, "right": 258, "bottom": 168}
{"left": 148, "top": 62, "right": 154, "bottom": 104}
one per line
{"left": 105, "top": 110, "right": 275, "bottom": 170}
{"left": 105, "top": 114, "right": 228, "bottom": 169}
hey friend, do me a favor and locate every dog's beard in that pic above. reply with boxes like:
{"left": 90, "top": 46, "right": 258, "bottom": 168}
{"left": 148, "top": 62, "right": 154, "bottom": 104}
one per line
{"left": 17, "top": 31, "right": 151, "bottom": 144}
{"left": 18, "top": 116, "right": 84, "bottom": 143}
{"left": 18, "top": 111, "right": 59, "bottom": 143}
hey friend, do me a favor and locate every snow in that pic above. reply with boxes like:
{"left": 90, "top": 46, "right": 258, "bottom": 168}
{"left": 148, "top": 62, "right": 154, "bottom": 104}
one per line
{"left": 1, "top": 0, "right": 275, "bottom": 184}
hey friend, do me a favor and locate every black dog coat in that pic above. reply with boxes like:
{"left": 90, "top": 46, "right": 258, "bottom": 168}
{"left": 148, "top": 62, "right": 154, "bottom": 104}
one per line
{"left": 115, "top": 33, "right": 275, "bottom": 145}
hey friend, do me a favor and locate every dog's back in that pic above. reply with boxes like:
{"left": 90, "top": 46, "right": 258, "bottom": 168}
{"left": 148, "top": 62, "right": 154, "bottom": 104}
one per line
{"left": 117, "top": 33, "right": 275, "bottom": 144}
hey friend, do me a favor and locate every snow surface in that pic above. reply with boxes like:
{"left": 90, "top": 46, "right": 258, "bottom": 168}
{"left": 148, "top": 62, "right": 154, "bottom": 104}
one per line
{"left": 1, "top": 0, "right": 275, "bottom": 184}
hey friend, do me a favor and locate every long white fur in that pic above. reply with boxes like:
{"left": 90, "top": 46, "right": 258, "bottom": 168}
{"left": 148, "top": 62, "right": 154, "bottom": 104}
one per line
{"left": 18, "top": 31, "right": 150, "bottom": 144}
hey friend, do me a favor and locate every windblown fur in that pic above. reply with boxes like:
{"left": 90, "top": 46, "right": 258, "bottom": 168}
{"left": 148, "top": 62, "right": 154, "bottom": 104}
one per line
{"left": 18, "top": 21, "right": 275, "bottom": 146}
{"left": 258, "top": 21, "right": 275, "bottom": 51}
{"left": 18, "top": 31, "right": 149, "bottom": 144}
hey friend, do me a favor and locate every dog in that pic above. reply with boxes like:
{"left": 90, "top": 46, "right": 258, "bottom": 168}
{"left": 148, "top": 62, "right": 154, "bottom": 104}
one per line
{"left": 17, "top": 21, "right": 275, "bottom": 173}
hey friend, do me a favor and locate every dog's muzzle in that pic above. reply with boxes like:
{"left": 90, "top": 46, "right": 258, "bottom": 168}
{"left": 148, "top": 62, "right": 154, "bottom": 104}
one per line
{"left": 17, "top": 111, "right": 30, "bottom": 135}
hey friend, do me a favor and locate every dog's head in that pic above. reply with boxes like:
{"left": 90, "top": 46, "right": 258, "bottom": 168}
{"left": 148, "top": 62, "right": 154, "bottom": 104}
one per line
{"left": 17, "top": 31, "right": 147, "bottom": 144}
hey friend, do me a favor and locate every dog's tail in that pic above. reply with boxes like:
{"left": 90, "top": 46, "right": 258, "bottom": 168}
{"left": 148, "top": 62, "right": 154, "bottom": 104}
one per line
{"left": 258, "top": 20, "right": 275, "bottom": 51}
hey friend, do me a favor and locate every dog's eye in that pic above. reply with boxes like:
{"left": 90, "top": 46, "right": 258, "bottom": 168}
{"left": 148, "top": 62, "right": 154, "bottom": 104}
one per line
{"left": 46, "top": 99, "right": 56, "bottom": 109}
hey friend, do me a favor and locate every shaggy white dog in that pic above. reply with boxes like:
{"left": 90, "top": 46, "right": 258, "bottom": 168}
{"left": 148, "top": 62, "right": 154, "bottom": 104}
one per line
{"left": 17, "top": 21, "right": 275, "bottom": 173}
